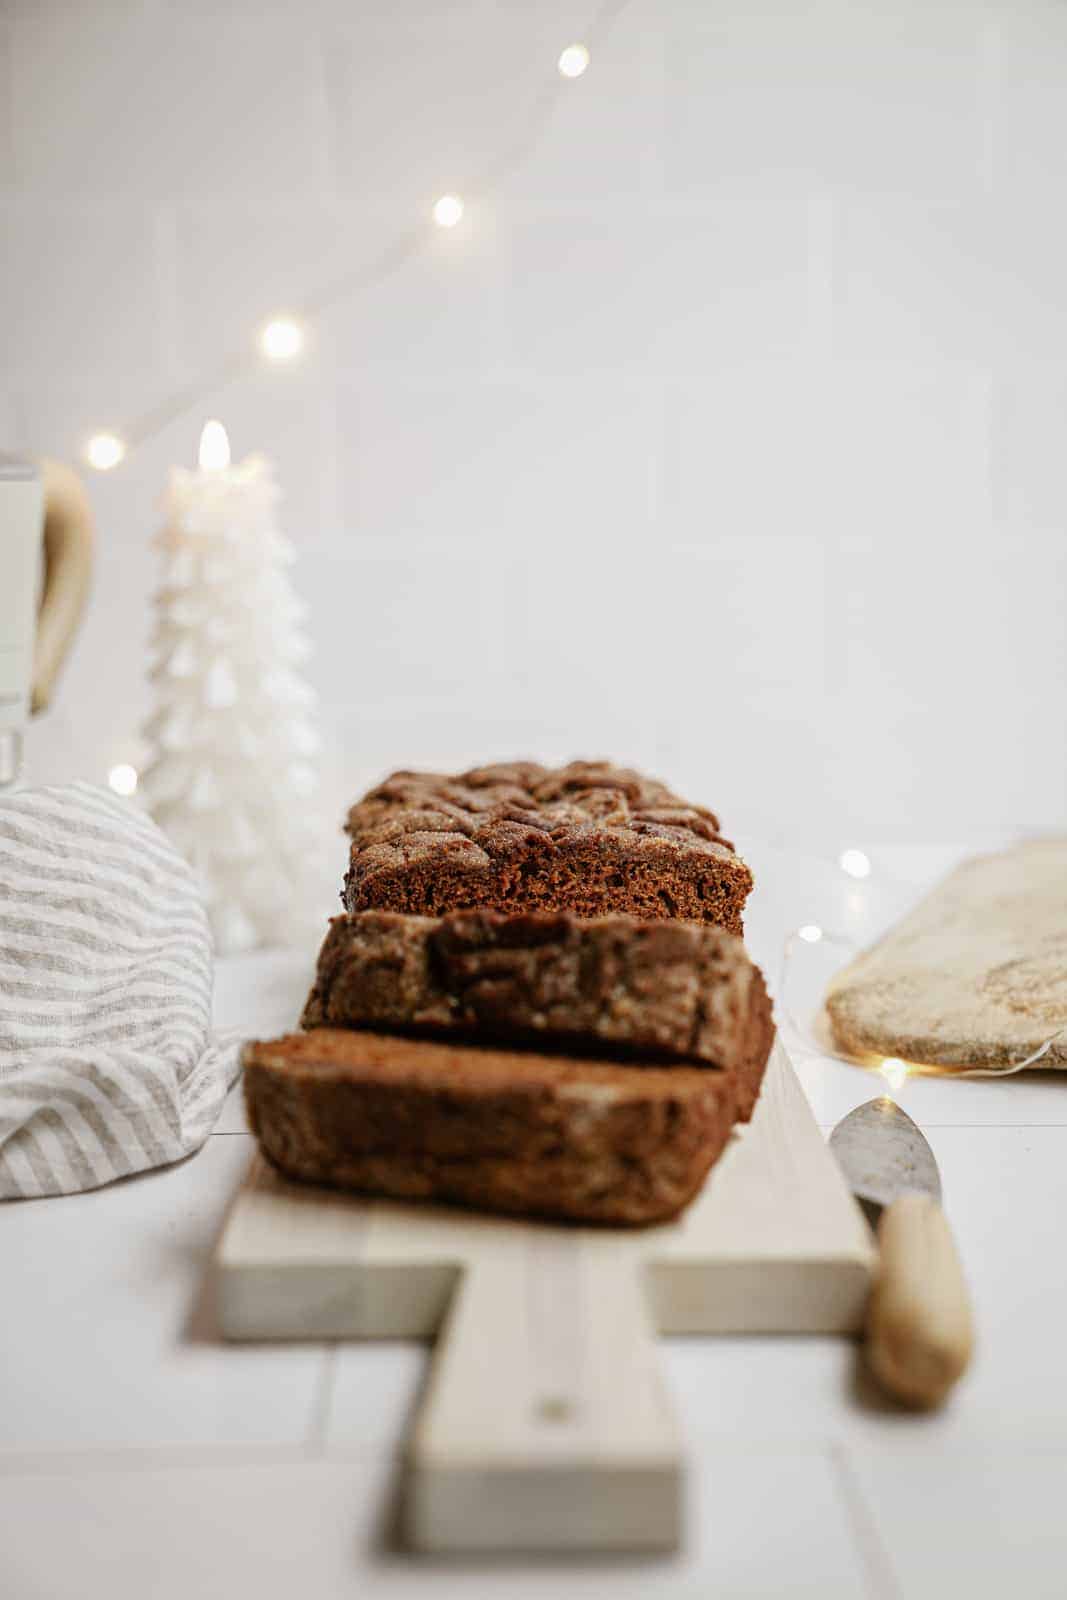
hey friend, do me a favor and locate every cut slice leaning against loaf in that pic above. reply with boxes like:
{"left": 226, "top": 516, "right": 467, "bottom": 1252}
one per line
{"left": 302, "top": 909, "right": 773, "bottom": 1122}
{"left": 243, "top": 1028, "right": 741, "bottom": 1227}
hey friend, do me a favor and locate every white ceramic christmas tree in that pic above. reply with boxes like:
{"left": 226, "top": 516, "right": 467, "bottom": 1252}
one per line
{"left": 142, "top": 421, "right": 321, "bottom": 956}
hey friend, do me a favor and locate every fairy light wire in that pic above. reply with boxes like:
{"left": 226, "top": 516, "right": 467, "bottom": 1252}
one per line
{"left": 780, "top": 924, "right": 1067, "bottom": 1081}
{"left": 93, "top": 0, "right": 630, "bottom": 467}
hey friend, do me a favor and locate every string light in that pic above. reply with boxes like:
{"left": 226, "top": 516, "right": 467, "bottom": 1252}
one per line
{"left": 259, "top": 317, "right": 304, "bottom": 362}
{"left": 880, "top": 1057, "right": 908, "bottom": 1094}
{"left": 80, "top": 1, "right": 634, "bottom": 462}
{"left": 108, "top": 763, "right": 139, "bottom": 797}
{"left": 839, "top": 848, "right": 871, "bottom": 880}
{"left": 558, "top": 43, "right": 590, "bottom": 77}
{"left": 784, "top": 915, "right": 1067, "bottom": 1081}
{"left": 432, "top": 194, "right": 464, "bottom": 228}
{"left": 85, "top": 433, "right": 126, "bottom": 472}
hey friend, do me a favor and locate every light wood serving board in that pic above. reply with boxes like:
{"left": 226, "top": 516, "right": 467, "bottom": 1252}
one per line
{"left": 215, "top": 1041, "right": 873, "bottom": 1554}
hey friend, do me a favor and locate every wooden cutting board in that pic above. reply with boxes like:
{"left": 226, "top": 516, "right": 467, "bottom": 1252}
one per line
{"left": 214, "top": 1040, "right": 873, "bottom": 1553}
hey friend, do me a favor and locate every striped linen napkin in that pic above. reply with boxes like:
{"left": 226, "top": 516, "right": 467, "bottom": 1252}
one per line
{"left": 0, "top": 782, "right": 240, "bottom": 1198}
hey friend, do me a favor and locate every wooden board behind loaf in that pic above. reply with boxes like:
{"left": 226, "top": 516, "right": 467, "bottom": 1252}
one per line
{"left": 825, "top": 839, "right": 1067, "bottom": 1070}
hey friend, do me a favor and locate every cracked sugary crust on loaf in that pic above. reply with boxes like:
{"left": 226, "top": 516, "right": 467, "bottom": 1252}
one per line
{"left": 243, "top": 1029, "right": 739, "bottom": 1226}
{"left": 302, "top": 909, "right": 773, "bottom": 1120}
{"left": 342, "top": 761, "right": 753, "bottom": 936}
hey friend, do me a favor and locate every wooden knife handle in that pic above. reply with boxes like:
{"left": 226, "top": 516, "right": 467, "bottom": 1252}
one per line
{"left": 866, "top": 1192, "right": 974, "bottom": 1409}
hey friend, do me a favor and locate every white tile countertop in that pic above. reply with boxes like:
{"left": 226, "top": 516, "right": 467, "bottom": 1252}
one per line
{"left": 4, "top": 838, "right": 1067, "bottom": 1599}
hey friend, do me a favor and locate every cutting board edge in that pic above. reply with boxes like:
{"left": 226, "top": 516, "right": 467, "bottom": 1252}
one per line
{"left": 405, "top": 1456, "right": 683, "bottom": 1554}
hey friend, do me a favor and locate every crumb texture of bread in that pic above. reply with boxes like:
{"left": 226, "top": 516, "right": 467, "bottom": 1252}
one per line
{"left": 302, "top": 908, "right": 773, "bottom": 1120}
{"left": 243, "top": 1029, "right": 738, "bottom": 1226}
{"left": 341, "top": 760, "right": 753, "bottom": 936}
{"left": 825, "top": 838, "right": 1067, "bottom": 1069}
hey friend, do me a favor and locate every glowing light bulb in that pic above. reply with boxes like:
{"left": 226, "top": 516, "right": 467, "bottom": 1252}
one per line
{"left": 259, "top": 317, "right": 304, "bottom": 362}
{"left": 880, "top": 1057, "right": 908, "bottom": 1095}
{"left": 198, "top": 419, "right": 231, "bottom": 472}
{"left": 558, "top": 43, "right": 590, "bottom": 78}
{"left": 798, "top": 923, "right": 824, "bottom": 944}
{"left": 85, "top": 433, "right": 125, "bottom": 472}
{"left": 108, "top": 764, "right": 139, "bottom": 797}
{"left": 839, "top": 848, "right": 871, "bottom": 880}
{"left": 432, "top": 194, "right": 464, "bottom": 228}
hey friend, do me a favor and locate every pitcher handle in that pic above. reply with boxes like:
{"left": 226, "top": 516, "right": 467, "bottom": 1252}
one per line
{"left": 32, "top": 459, "right": 95, "bottom": 714}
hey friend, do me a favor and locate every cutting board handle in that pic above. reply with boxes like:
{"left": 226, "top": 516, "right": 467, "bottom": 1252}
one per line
{"left": 405, "top": 1234, "right": 680, "bottom": 1552}
{"left": 867, "top": 1193, "right": 974, "bottom": 1409}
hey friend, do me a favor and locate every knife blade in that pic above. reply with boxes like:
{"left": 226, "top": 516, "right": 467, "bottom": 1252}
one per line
{"left": 830, "top": 1094, "right": 974, "bottom": 1409}
{"left": 830, "top": 1095, "right": 941, "bottom": 1216}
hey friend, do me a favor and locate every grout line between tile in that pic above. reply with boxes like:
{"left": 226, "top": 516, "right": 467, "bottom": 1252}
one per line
{"left": 306, "top": 1344, "right": 339, "bottom": 1458}
{"left": 0, "top": 1444, "right": 315, "bottom": 1480}
{"left": 828, "top": 1440, "right": 902, "bottom": 1600}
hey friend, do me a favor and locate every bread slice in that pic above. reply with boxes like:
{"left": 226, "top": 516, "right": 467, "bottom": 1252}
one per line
{"left": 302, "top": 908, "right": 773, "bottom": 1121}
{"left": 825, "top": 837, "right": 1067, "bottom": 1069}
{"left": 243, "top": 1028, "right": 739, "bottom": 1227}
{"left": 343, "top": 761, "right": 753, "bottom": 937}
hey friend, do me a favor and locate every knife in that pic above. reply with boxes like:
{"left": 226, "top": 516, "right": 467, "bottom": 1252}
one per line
{"left": 829, "top": 1094, "right": 974, "bottom": 1409}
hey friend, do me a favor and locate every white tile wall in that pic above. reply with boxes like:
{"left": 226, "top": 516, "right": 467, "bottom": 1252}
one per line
{"left": 6, "top": 10, "right": 331, "bottom": 200}
{"left": 6, "top": 0, "right": 1066, "bottom": 846}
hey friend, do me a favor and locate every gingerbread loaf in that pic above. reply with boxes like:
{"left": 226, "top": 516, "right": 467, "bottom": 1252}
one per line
{"left": 342, "top": 761, "right": 753, "bottom": 937}
{"left": 303, "top": 908, "right": 773, "bottom": 1120}
{"left": 243, "top": 1028, "right": 739, "bottom": 1227}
